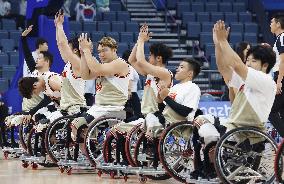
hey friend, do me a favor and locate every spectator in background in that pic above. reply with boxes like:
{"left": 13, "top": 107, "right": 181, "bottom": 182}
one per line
{"left": 0, "top": 0, "right": 11, "bottom": 18}
{"left": 17, "top": 0, "right": 27, "bottom": 30}
{"left": 96, "top": 0, "right": 110, "bottom": 12}
{"left": 62, "top": 0, "right": 72, "bottom": 18}
{"left": 123, "top": 49, "right": 142, "bottom": 121}
{"left": 235, "top": 41, "right": 251, "bottom": 63}
{"left": 75, "top": 0, "right": 96, "bottom": 22}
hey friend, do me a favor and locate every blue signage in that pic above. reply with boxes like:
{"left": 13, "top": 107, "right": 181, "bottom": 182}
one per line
{"left": 26, "top": 0, "right": 49, "bottom": 19}
{"left": 199, "top": 101, "right": 231, "bottom": 118}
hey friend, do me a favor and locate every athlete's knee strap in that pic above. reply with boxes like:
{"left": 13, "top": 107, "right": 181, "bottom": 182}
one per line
{"left": 80, "top": 112, "right": 94, "bottom": 124}
{"left": 198, "top": 123, "right": 220, "bottom": 146}
{"left": 10, "top": 115, "right": 25, "bottom": 126}
{"left": 71, "top": 117, "right": 88, "bottom": 130}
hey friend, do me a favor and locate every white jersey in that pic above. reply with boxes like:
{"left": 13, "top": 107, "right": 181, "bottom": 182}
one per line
{"left": 163, "top": 80, "right": 201, "bottom": 123}
{"left": 129, "top": 66, "right": 139, "bottom": 92}
{"left": 60, "top": 62, "right": 86, "bottom": 110}
{"left": 95, "top": 59, "right": 130, "bottom": 106}
{"left": 62, "top": 62, "right": 85, "bottom": 96}
{"left": 227, "top": 68, "right": 276, "bottom": 129}
{"left": 141, "top": 70, "right": 173, "bottom": 115}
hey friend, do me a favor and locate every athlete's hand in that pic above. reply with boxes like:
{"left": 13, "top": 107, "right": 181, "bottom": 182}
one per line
{"left": 22, "top": 25, "right": 33, "bottom": 37}
{"left": 159, "top": 88, "right": 170, "bottom": 101}
{"left": 22, "top": 114, "right": 31, "bottom": 124}
{"left": 138, "top": 23, "right": 152, "bottom": 42}
{"left": 78, "top": 33, "right": 92, "bottom": 52}
{"left": 54, "top": 9, "right": 64, "bottom": 27}
{"left": 214, "top": 20, "right": 230, "bottom": 43}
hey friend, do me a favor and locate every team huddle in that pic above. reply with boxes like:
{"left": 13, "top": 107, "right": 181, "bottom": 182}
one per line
{"left": 1, "top": 11, "right": 284, "bottom": 184}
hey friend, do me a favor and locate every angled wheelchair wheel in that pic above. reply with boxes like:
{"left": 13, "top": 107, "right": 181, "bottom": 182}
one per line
{"left": 84, "top": 117, "right": 124, "bottom": 167}
{"left": 103, "top": 132, "right": 128, "bottom": 165}
{"left": 27, "top": 127, "right": 47, "bottom": 159}
{"left": 27, "top": 127, "right": 36, "bottom": 156}
{"left": 19, "top": 121, "right": 34, "bottom": 151}
{"left": 215, "top": 127, "right": 277, "bottom": 184}
{"left": 275, "top": 139, "right": 284, "bottom": 183}
{"left": 45, "top": 115, "right": 76, "bottom": 164}
{"left": 103, "top": 132, "right": 116, "bottom": 163}
{"left": 125, "top": 123, "right": 144, "bottom": 166}
{"left": 133, "top": 132, "right": 171, "bottom": 180}
{"left": 158, "top": 121, "right": 195, "bottom": 183}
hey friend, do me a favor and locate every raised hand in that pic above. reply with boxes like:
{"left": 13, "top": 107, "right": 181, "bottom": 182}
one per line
{"left": 214, "top": 20, "right": 230, "bottom": 43}
{"left": 78, "top": 33, "right": 92, "bottom": 52}
{"left": 22, "top": 114, "right": 31, "bottom": 124}
{"left": 138, "top": 23, "right": 152, "bottom": 42}
{"left": 22, "top": 25, "right": 33, "bottom": 37}
{"left": 54, "top": 9, "right": 65, "bottom": 27}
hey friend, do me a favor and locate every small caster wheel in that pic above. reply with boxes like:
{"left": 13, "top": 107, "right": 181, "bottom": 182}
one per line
{"left": 22, "top": 162, "right": 29, "bottom": 168}
{"left": 31, "top": 163, "right": 38, "bottom": 170}
{"left": 124, "top": 175, "right": 128, "bottom": 182}
{"left": 98, "top": 170, "right": 102, "bottom": 177}
{"left": 66, "top": 167, "right": 72, "bottom": 175}
{"left": 4, "top": 152, "right": 9, "bottom": 159}
{"left": 110, "top": 171, "right": 115, "bottom": 179}
{"left": 139, "top": 176, "right": 147, "bottom": 183}
{"left": 59, "top": 167, "right": 65, "bottom": 173}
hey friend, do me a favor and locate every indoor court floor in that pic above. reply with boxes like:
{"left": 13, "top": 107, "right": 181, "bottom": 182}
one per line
{"left": 0, "top": 148, "right": 180, "bottom": 184}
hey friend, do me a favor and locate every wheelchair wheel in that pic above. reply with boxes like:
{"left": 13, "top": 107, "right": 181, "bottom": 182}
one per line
{"left": 133, "top": 132, "right": 170, "bottom": 180}
{"left": 27, "top": 128, "right": 36, "bottom": 156}
{"left": 125, "top": 123, "right": 144, "bottom": 166}
{"left": 103, "top": 132, "right": 116, "bottom": 163}
{"left": 27, "top": 126, "right": 56, "bottom": 167}
{"left": 275, "top": 139, "right": 284, "bottom": 183}
{"left": 19, "top": 121, "right": 34, "bottom": 151}
{"left": 45, "top": 115, "right": 75, "bottom": 164}
{"left": 215, "top": 127, "right": 277, "bottom": 184}
{"left": 158, "top": 121, "right": 195, "bottom": 183}
{"left": 84, "top": 117, "right": 124, "bottom": 167}
{"left": 27, "top": 127, "right": 47, "bottom": 157}
{"left": 103, "top": 132, "right": 128, "bottom": 165}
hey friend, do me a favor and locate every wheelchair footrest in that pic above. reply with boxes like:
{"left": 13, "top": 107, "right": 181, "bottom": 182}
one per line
{"left": 186, "top": 177, "right": 219, "bottom": 184}
{"left": 3, "top": 148, "right": 25, "bottom": 158}
{"left": 124, "top": 167, "right": 166, "bottom": 176}
{"left": 57, "top": 159, "right": 94, "bottom": 170}
{"left": 97, "top": 163, "right": 127, "bottom": 170}
{"left": 96, "top": 163, "right": 166, "bottom": 176}
{"left": 20, "top": 155, "right": 46, "bottom": 163}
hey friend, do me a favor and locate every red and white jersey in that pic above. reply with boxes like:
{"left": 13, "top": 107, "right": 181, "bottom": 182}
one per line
{"left": 95, "top": 58, "right": 130, "bottom": 106}
{"left": 60, "top": 62, "right": 86, "bottom": 110}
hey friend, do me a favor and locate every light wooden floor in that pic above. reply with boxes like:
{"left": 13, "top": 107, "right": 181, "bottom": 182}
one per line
{"left": 0, "top": 148, "right": 180, "bottom": 184}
